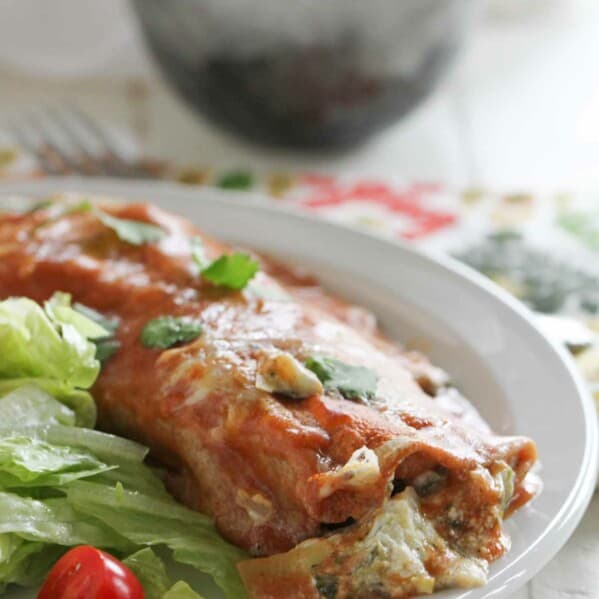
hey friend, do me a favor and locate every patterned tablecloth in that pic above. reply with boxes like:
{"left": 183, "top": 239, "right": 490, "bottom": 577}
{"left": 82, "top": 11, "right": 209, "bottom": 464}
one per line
{"left": 1, "top": 147, "right": 598, "bottom": 405}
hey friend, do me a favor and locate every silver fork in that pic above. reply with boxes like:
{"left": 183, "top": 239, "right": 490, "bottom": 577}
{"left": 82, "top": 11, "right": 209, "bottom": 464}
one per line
{"left": 4, "top": 105, "right": 161, "bottom": 178}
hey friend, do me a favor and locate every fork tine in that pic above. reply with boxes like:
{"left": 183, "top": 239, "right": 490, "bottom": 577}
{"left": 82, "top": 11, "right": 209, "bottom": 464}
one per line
{"left": 61, "top": 105, "right": 147, "bottom": 178}
{"left": 4, "top": 105, "right": 158, "bottom": 179}
{"left": 28, "top": 111, "right": 91, "bottom": 174}
{"left": 40, "top": 107, "right": 107, "bottom": 176}
{"left": 5, "top": 119, "right": 71, "bottom": 176}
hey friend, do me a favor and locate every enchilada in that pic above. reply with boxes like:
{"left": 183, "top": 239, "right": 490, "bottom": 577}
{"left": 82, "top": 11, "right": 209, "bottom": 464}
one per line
{"left": 0, "top": 197, "right": 538, "bottom": 598}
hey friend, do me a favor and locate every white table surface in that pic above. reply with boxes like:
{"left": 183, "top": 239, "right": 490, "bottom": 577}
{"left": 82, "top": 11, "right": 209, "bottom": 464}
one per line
{"left": 0, "top": 2, "right": 598, "bottom": 598}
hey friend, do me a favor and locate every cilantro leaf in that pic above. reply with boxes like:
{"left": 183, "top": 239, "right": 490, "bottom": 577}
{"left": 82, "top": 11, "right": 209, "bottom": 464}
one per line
{"left": 305, "top": 356, "right": 378, "bottom": 402}
{"left": 201, "top": 253, "right": 259, "bottom": 290}
{"left": 191, "top": 238, "right": 259, "bottom": 291}
{"left": 97, "top": 212, "right": 165, "bottom": 246}
{"left": 140, "top": 316, "right": 203, "bottom": 349}
{"left": 42, "top": 200, "right": 165, "bottom": 246}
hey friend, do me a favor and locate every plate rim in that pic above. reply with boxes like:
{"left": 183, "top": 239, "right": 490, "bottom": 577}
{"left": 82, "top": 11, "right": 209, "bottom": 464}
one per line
{"left": 0, "top": 176, "right": 597, "bottom": 599}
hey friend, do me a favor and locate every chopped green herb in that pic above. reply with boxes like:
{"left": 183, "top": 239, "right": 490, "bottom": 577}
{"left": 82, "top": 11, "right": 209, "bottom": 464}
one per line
{"left": 191, "top": 238, "right": 259, "bottom": 291}
{"left": 141, "top": 316, "right": 203, "bottom": 350}
{"left": 217, "top": 170, "right": 254, "bottom": 191}
{"left": 201, "top": 253, "right": 259, "bottom": 291}
{"left": 97, "top": 211, "right": 165, "bottom": 246}
{"left": 305, "top": 356, "right": 378, "bottom": 402}
{"left": 36, "top": 200, "right": 164, "bottom": 247}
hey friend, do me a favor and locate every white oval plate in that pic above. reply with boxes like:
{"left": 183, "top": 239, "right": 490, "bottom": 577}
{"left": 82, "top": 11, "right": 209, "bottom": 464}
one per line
{"left": 1, "top": 178, "right": 597, "bottom": 599}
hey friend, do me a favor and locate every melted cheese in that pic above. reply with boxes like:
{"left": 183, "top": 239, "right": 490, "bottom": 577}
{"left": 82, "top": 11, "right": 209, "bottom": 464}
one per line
{"left": 255, "top": 350, "right": 323, "bottom": 398}
{"left": 239, "top": 487, "right": 488, "bottom": 598}
{"left": 318, "top": 446, "right": 381, "bottom": 499}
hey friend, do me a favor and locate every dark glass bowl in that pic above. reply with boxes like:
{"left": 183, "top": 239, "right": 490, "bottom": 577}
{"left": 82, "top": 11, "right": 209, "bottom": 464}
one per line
{"left": 131, "top": 0, "right": 475, "bottom": 149}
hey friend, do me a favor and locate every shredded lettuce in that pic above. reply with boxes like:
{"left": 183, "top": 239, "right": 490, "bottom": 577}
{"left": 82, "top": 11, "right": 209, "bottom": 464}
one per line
{"left": 0, "top": 386, "right": 75, "bottom": 428}
{"left": 164, "top": 582, "right": 207, "bottom": 599}
{"left": 124, "top": 548, "right": 174, "bottom": 599}
{"left": 44, "top": 292, "right": 109, "bottom": 341}
{"left": 123, "top": 548, "right": 205, "bottom": 599}
{"left": 0, "top": 414, "right": 245, "bottom": 596}
{"left": 0, "top": 535, "right": 61, "bottom": 593}
{"left": 65, "top": 480, "right": 246, "bottom": 597}
{"left": 0, "top": 294, "right": 106, "bottom": 427}
{"left": 0, "top": 294, "right": 247, "bottom": 598}
{"left": 0, "top": 492, "right": 133, "bottom": 550}
{"left": 0, "top": 296, "right": 101, "bottom": 390}
{"left": 0, "top": 436, "right": 114, "bottom": 488}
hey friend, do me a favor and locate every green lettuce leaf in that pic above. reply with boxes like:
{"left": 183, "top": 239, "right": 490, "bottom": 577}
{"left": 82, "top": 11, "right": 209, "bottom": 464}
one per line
{"left": 0, "top": 297, "right": 98, "bottom": 389}
{"left": 1, "top": 425, "right": 149, "bottom": 467}
{"left": 73, "top": 302, "right": 121, "bottom": 364}
{"left": 44, "top": 293, "right": 109, "bottom": 341}
{"left": 0, "top": 403, "right": 246, "bottom": 597}
{"left": 66, "top": 480, "right": 246, "bottom": 599}
{"left": 0, "top": 492, "right": 134, "bottom": 551}
{"left": 0, "top": 380, "right": 95, "bottom": 429}
{"left": 123, "top": 548, "right": 205, "bottom": 599}
{"left": 0, "top": 435, "right": 114, "bottom": 488}
{"left": 0, "top": 535, "right": 63, "bottom": 590}
{"left": 0, "top": 295, "right": 247, "bottom": 598}
{"left": 0, "top": 294, "right": 106, "bottom": 426}
{"left": 164, "top": 581, "right": 206, "bottom": 599}
{"left": 124, "top": 548, "right": 173, "bottom": 599}
{"left": 0, "top": 385, "right": 75, "bottom": 427}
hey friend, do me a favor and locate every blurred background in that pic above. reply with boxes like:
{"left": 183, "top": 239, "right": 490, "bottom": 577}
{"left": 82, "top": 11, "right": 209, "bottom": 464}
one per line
{"left": 0, "top": 0, "right": 598, "bottom": 190}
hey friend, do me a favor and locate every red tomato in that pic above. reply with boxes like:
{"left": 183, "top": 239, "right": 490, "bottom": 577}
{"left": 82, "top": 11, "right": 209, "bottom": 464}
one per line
{"left": 38, "top": 545, "right": 145, "bottom": 599}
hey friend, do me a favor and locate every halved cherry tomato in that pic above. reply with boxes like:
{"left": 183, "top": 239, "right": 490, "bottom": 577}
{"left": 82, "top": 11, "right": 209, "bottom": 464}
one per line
{"left": 38, "top": 545, "right": 145, "bottom": 599}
